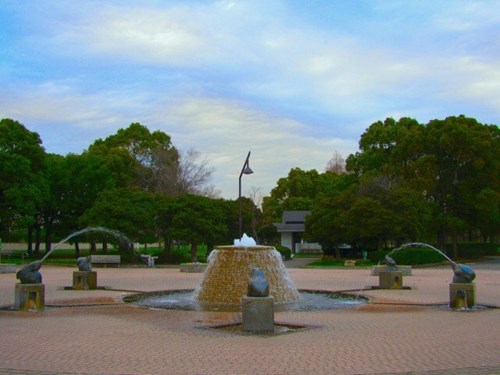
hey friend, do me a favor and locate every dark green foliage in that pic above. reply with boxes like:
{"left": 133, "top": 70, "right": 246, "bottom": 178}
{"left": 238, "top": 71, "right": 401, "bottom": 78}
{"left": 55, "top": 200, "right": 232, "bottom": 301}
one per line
{"left": 444, "top": 242, "right": 498, "bottom": 258}
{"left": 274, "top": 245, "right": 291, "bottom": 260}
{"left": 369, "top": 248, "right": 447, "bottom": 265}
{"left": 156, "top": 249, "right": 190, "bottom": 264}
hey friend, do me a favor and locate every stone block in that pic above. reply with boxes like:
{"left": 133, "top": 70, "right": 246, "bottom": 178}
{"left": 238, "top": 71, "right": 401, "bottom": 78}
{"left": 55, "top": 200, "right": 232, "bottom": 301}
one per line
{"left": 379, "top": 271, "right": 403, "bottom": 289}
{"left": 242, "top": 296, "right": 274, "bottom": 333}
{"left": 15, "top": 283, "right": 45, "bottom": 311}
{"left": 73, "top": 271, "right": 97, "bottom": 290}
{"left": 180, "top": 263, "right": 207, "bottom": 273}
{"left": 371, "top": 265, "right": 412, "bottom": 276}
{"left": 450, "top": 282, "right": 476, "bottom": 309}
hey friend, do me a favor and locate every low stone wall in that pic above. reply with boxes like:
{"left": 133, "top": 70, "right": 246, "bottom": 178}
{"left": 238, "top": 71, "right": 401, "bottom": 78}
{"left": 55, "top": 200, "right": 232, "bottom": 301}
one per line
{"left": 296, "top": 243, "right": 322, "bottom": 254}
{"left": 180, "top": 263, "right": 207, "bottom": 273}
{"left": 0, "top": 264, "right": 16, "bottom": 274}
{"left": 371, "top": 265, "right": 412, "bottom": 276}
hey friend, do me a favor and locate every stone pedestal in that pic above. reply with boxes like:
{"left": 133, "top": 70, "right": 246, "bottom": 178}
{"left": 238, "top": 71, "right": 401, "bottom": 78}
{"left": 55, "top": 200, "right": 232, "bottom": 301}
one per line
{"left": 371, "top": 265, "right": 412, "bottom": 276}
{"left": 450, "top": 283, "right": 476, "bottom": 309}
{"left": 242, "top": 296, "right": 274, "bottom": 333}
{"left": 15, "top": 283, "right": 45, "bottom": 311}
{"left": 73, "top": 271, "right": 97, "bottom": 290}
{"left": 379, "top": 271, "right": 403, "bottom": 289}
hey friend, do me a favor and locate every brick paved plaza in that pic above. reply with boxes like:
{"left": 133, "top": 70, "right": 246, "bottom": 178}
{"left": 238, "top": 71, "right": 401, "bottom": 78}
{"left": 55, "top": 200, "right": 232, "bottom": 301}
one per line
{"left": 0, "top": 260, "right": 499, "bottom": 375}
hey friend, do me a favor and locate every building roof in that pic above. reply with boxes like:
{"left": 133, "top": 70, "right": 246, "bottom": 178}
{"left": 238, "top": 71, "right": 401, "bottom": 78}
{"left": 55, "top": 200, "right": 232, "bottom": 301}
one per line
{"left": 273, "top": 211, "right": 311, "bottom": 233}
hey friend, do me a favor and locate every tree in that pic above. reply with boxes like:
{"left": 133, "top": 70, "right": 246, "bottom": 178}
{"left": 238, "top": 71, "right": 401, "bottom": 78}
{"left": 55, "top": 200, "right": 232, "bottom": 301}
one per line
{"left": 305, "top": 189, "right": 352, "bottom": 259}
{"left": 325, "top": 151, "right": 346, "bottom": 173}
{"left": 80, "top": 188, "right": 158, "bottom": 261}
{"left": 262, "top": 168, "right": 324, "bottom": 223}
{"left": 51, "top": 153, "right": 118, "bottom": 256}
{"left": 0, "top": 119, "right": 46, "bottom": 244}
{"left": 421, "top": 116, "right": 499, "bottom": 253}
{"left": 174, "top": 148, "right": 218, "bottom": 197}
{"left": 87, "top": 122, "right": 178, "bottom": 191}
{"left": 167, "top": 194, "right": 227, "bottom": 262}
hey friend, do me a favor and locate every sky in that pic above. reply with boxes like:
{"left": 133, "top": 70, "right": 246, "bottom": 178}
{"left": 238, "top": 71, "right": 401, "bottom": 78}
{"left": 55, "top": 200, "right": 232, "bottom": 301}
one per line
{"left": 1, "top": 1, "right": 499, "bottom": 200}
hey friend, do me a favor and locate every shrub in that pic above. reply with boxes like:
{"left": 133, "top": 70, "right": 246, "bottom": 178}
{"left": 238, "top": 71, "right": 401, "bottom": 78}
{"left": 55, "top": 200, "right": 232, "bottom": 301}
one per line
{"left": 369, "top": 248, "right": 446, "bottom": 265}
{"left": 156, "top": 249, "right": 189, "bottom": 264}
{"left": 274, "top": 245, "right": 292, "bottom": 260}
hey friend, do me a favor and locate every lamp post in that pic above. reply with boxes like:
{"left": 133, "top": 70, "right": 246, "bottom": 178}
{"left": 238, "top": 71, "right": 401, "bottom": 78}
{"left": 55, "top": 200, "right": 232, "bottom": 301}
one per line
{"left": 239, "top": 151, "right": 254, "bottom": 238}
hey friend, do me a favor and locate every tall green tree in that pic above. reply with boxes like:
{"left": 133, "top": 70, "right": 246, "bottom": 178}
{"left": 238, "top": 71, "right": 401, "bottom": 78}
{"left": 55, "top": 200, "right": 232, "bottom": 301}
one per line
{"left": 262, "top": 168, "right": 324, "bottom": 223}
{"left": 421, "top": 116, "right": 499, "bottom": 253}
{"left": 0, "top": 119, "right": 46, "bottom": 243}
{"left": 167, "top": 194, "right": 227, "bottom": 262}
{"left": 80, "top": 188, "right": 158, "bottom": 260}
{"left": 87, "top": 122, "right": 178, "bottom": 191}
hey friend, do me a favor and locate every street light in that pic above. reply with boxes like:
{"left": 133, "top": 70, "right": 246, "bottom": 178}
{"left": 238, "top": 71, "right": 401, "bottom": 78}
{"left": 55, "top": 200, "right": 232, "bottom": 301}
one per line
{"left": 239, "top": 151, "right": 253, "bottom": 238}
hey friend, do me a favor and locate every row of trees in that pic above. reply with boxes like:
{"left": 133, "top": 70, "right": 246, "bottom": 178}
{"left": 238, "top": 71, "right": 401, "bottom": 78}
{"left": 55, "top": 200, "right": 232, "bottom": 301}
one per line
{"left": 262, "top": 116, "right": 499, "bottom": 259}
{"left": 1, "top": 115, "right": 498, "bottom": 261}
{"left": 0, "top": 119, "right": 258, "bottom": 261}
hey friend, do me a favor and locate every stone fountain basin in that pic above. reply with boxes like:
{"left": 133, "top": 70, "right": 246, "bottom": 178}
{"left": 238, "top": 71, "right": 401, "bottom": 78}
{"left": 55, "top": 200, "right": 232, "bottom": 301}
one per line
{"left": 124, "top": 289, "right": 367, "bottom": 312}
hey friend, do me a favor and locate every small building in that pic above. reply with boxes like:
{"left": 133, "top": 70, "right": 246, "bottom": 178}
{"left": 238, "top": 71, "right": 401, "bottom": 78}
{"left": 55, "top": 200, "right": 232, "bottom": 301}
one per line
{"left": 273, "top": 211, "right": 322, "bottom": 254}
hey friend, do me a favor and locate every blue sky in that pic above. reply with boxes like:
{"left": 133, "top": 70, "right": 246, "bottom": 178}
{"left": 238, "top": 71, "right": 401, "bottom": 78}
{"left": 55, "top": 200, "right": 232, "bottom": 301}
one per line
{"left": 1, "top": 1, "right": 498, "bottom": 199}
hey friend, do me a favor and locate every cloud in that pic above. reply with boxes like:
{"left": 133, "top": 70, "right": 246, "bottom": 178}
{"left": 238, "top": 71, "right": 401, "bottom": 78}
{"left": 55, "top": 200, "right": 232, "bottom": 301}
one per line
{"left": 1, "top": 0, "right": 498, "bottom": 199}
{"left": 156, "top": 97, "right": 357, "bottom": 198}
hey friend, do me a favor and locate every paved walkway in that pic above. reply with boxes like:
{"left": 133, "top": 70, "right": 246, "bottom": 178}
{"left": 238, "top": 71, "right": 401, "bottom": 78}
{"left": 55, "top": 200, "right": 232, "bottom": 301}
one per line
{"left": 0, "top": 260, "right": 498, "bottom": 375}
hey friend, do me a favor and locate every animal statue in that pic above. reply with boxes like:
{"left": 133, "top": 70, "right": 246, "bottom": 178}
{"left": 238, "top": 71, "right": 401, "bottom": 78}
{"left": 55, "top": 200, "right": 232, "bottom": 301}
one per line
{"left": 16, "top": 261, "right": 43, "bottom": 284}
{"left": 384, "top": 255, "right": 397, "bottom": 270}
{"left": 452, "top": 263, "right": 476, "bottom": 283}
{"left": 247, "top": 268, "right": 270, "bottom": 297}
{"left": 77, "top": 256, "right": 92, "bottom": 271}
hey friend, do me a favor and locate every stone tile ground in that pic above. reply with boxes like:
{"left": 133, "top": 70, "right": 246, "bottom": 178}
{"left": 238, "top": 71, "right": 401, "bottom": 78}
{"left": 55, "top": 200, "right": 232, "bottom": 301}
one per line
{"left": 0, "top": 261, "right": 498, "bottom": 375}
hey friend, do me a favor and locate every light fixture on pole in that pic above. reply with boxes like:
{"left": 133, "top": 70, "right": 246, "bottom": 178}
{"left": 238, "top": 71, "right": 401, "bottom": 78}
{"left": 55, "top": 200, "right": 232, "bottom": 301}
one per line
{"left": 239, "top": 151, "right": 253, "bottom": 238}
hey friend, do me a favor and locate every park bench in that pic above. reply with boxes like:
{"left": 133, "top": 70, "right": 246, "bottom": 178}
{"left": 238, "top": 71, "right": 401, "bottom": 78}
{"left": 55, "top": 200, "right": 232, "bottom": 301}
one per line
{"left": 90, "top": 254, "right": 121, "bottom": 267}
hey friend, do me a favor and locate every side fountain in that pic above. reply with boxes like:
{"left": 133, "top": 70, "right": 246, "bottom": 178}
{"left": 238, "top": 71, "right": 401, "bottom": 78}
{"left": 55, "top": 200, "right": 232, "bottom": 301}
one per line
{"left": 378, "top": 255, "right": 403, "bottom": 289}
{"left": 14, "top": 227, "right": 133, "bottom": 310}
{"left": 194, "top": 234, "right": 300, "bottom": 310}
{"left": 127, "top": 234, "right": 366, "bottom": 313}
{"left": 382, "top": 242, "right": 476, "bottom": 309}
{"left": 15, "top": 261, "right": 44, "bottom": 311}
{"left": 73, "top": 256, "right": 97, "bottom": 290}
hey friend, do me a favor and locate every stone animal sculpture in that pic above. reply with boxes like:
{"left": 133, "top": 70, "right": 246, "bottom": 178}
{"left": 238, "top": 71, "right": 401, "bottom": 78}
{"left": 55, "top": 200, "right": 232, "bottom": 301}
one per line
{"left": 247, "top": 268, "right": 270, "bottom": 297}
{"left": 16, "top": 261, "right": 43, "bottom": 284}
{"left": 384, "top": 255, "right": 397, "bottom": 270}
{"left": 452, "top": 263, "right": 476, "bottom": 283}
{"left": 77, "top": 256, "right": 92, "bottom": 272}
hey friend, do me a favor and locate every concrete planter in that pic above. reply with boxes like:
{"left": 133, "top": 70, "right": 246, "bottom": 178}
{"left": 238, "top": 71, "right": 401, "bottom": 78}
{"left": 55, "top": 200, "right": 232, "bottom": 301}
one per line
{"left": 180, "top": 263, "right": 207, "bottom": 273}
{"left": 371, "top": 265, "right": 412, "bottom": 276}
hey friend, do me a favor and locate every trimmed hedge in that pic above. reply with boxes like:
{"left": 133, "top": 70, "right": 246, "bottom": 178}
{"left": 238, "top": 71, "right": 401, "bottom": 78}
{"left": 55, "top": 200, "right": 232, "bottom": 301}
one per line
{"left": 369, "top": 248, "right": 447, "bottom": 265}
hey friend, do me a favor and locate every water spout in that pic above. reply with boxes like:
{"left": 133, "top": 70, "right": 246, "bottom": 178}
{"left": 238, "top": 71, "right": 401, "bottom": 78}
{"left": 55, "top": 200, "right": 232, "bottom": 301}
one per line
{"left": 387, "top": 242, "right": 476, "bottom": 283}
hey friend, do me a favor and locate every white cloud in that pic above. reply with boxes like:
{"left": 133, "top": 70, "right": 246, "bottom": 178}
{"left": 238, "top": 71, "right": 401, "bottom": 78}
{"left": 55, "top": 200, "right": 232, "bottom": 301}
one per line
{"left": 155, "top": 97, "right": 357, "bottom": 198}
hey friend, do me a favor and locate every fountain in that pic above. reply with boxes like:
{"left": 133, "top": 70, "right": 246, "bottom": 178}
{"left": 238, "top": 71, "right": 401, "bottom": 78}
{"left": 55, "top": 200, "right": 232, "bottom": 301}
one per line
{"left": 127, "top": 234, "right": 365, "bottom": 313}
{"left": 14, "top": 227, "right": 133, "bottom": 310}
{"left": 194, "top": 234, "right": 300, "bottom": 309}
{"left": 15, "top": 261, "right": 45, "bottom": 311}
{"left": 378, "top": 255, "right": 403, "bottom": 289}
{"left": 382, "top": 242, "right": 476, "bottom": 308}
{"left": 73, "top": 256, "right": 97, "bottom": 290}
